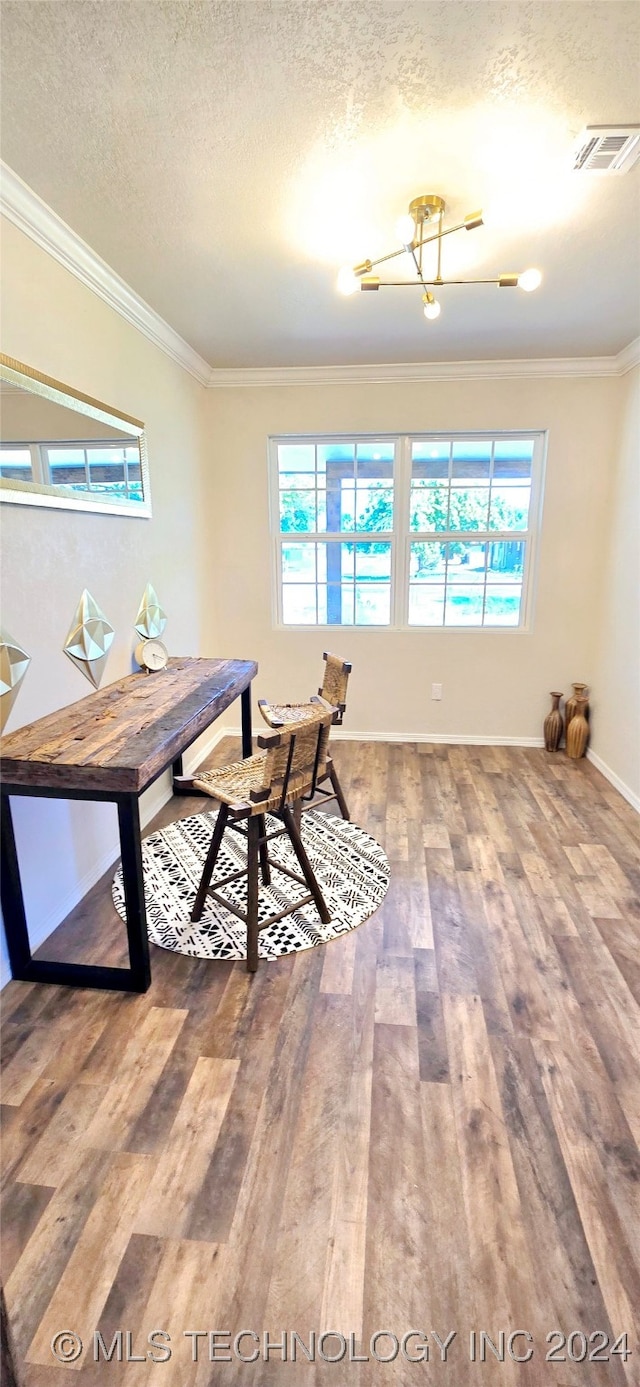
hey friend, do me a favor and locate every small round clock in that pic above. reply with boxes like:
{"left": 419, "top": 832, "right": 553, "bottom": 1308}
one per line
{"left": 135, "top": 637, "right": 169, "bottom": 673}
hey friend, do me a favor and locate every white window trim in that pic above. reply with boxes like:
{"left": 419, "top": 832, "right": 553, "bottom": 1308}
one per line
{"left": 268, "top": 431, "right": 547, "bottom": 633}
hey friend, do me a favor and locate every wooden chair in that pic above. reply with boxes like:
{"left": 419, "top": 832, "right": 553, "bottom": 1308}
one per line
{"left": 258, "top": 652, "right": 351, "bottom": 820}
{"left": 189, "top": 711, "right": 333, "bottom": 971}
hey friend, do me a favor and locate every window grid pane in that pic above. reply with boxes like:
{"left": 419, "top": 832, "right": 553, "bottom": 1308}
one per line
{"left": 408, "top": 536, "right": 526, "bottom": 627}
{"left": 411, "top": 438, "right": 532, "bottom": 536}
{"left": 278, "top": 442, "right": 395, "bottom": 538}
{"left": 0, "top": 447, "right": 33, "bottom": 481}
{"left": 280, "top": 538, "right": 391, "bottom": 626}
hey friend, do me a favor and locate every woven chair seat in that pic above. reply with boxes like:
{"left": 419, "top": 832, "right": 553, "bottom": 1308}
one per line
{"left": 193, "top": 753, "right": 308, "bottom": 815}
{"left": 259, "top": 699, "right": 329, "bottom": 728}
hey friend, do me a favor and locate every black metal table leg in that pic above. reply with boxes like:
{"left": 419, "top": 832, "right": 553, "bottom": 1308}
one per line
{"left": 0, "top": 793, "right": 32, "bottom": 979}
{"left": 241, "top": 683, "right": 253, "bottom": 758}
{"left": 117, "top": 796, "right": 151, "bottom": 991}
{"left": 0, "top": 789, "right": 151, "bottom": 992}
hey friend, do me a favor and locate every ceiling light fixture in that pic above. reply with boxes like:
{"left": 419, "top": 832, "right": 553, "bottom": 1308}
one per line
{"left": 337, "top": 193, "right": 542, "bottom": 323}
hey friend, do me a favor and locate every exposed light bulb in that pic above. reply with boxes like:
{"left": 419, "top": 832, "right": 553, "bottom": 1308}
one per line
{"left": 337, "top": 265, "right": 359, "bottom": 296}
{"left": 423, "top": 294, "right": 441, "bottom": 321}
{"left": 396, "top": 214, "right": 416, "bottom": 247}
{"left": 518, "top": 268, "right": 542, "bottom": 292}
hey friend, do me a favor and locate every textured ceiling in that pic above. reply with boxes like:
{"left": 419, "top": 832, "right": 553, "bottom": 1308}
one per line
{"left": 1, "top": 0, "right": 639, "bottom": 367}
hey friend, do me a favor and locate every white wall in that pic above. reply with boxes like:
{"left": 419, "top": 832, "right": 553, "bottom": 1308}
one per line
{"left": 0, "top": 218, "right": 209, "bottom": 985}
{"left": 589, "top": 364, "right": 640, "bottom": 807}
{"left": 203, "top": 376, "right": 620, "bottom": 742}
{"left": 1, "top": 389, "right": 133, "bottom": 440}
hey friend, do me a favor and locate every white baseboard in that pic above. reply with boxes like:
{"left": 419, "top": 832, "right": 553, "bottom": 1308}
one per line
{"left": 182, "top": 723, "right": 232, "bottom": 770}
{"left": 330, "top": 730, "right": 546, "bottom": 746}
{"left": 216, "top": 725, "right": 545, "bottom": 748}
{"left": 586, "top": 748, "right": 640, "bottom": 813}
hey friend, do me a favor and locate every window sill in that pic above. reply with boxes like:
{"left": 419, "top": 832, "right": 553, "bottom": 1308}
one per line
{"left": 274, "top": 623, "right": 533, "bottom": 635}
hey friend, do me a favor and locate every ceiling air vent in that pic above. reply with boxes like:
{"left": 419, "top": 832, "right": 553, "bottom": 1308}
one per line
{"left": 573, "top": 125, "right": 640, "bottom": 174}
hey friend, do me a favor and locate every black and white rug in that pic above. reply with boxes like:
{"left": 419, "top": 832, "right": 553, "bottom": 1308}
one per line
{"left": 112, "top": 809, "right": 389, "bottom": 962}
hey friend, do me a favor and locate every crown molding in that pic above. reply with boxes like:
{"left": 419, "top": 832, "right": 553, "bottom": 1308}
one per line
{"left": 206, "top": 344, "right": 638, "bottom": 387}
{"left": 616, "top": 336, "right": 640, "bottom": 375}
{"left": 2, "top": 162, "right": 638, "bottom": 391}
{"left": 0, "top": 162, "right": 212, "bottom": 387}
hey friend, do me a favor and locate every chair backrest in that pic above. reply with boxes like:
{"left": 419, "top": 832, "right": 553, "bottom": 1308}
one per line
{"left": 254, "top": 710, "right": 333, "bottom": 810}
{"left": 319, "top": 652, "right": 352, "bottom": 724}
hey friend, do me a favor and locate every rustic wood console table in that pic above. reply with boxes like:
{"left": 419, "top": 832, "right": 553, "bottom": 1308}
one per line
{"left": 0, "top": 656, "right": 257, "bottom": 993}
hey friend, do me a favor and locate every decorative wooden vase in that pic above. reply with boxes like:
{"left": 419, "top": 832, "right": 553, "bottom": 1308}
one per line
{"left": 543, "top": 692, "right": 564, "bottom": 752}
{"left": 565, "top": 682, "right": 589, "bottom": 743}
{"left": 566, "top": 695, "right": 589, "bottom": 759}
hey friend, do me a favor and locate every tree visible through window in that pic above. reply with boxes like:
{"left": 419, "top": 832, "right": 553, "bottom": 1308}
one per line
{"left": 271, "top": 434, "right": 544, "bottom": 628}
{"left": 408, "top": 438, "right": 533, "bottom": 627}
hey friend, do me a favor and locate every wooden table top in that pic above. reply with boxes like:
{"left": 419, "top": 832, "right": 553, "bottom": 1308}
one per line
{"left": 0, "top": 656, "right": 257, "bottom": 795}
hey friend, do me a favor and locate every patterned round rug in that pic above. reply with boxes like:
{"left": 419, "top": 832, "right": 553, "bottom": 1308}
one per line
{"left": 112, "top": 809, "right": 390, "bottom": 962}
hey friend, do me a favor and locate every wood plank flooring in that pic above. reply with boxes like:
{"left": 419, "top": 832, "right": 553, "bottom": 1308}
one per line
{"left": 1, "top": 741, "right": 639, "bottom": 1386}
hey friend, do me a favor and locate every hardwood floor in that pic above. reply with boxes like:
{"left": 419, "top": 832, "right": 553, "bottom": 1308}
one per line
{"left": 1, "top": 741, "right": 639, "bottom": 1386}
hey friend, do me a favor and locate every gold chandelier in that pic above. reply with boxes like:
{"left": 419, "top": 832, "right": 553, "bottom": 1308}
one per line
{"left": 337, "top": 193, "right": 541, "bottom": 320}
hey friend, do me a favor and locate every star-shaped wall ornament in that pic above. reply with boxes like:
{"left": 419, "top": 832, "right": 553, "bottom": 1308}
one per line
{"left": 63, "top": 589, "right": 114, "bottom": 688}
{"left": 0, "top": 629, "right": 31, "bottom": 732}
{"left": 134, "top": 582, "right": 167, "bottom": 639}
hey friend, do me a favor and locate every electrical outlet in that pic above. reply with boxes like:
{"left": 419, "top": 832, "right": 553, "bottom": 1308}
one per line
{"left": 431, "top": 682, "right": 442, "bottom": 700}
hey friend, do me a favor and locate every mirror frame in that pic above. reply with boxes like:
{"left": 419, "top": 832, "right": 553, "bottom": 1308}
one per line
{"left": 0, "top": 353, "right": 152, "bottom": 518}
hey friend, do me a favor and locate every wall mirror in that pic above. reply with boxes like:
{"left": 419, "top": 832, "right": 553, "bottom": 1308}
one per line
{"left": 0, "top": 354, "right": 151, "bottom": 518}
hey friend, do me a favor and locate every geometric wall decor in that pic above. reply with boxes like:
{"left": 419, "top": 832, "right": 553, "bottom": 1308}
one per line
{"left": 134, "top": 582, "right": 167, "bottom": 639}
{"left": 0, "top": 628, "right": 31, "bottom": 732}
{"left": 63, "top": 589, "right": 114, "bottom": 688}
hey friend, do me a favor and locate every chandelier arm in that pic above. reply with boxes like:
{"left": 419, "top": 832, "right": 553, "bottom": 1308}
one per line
{"left": 364, "top": 245, "right": 410, "bottom": 271}
{"left": 409, "top": 245, "right": 429, "bottom": 292}
{"left": 369, "top": 278, "right": 521, "bottom": 287}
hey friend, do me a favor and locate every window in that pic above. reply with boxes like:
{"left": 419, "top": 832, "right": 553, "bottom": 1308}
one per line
{"left": 270, "top": 433, "right": 545, "bottom": 629}
{"left": 0, "top": 440, "right": 142, "bottom": 500}
{"left": 44, "top": 444, "right": 143, "bottom": 500}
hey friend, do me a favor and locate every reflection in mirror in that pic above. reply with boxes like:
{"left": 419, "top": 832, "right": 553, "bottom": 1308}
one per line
{"left": 0, "top": 355, "right": 151, "bottom": 517}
